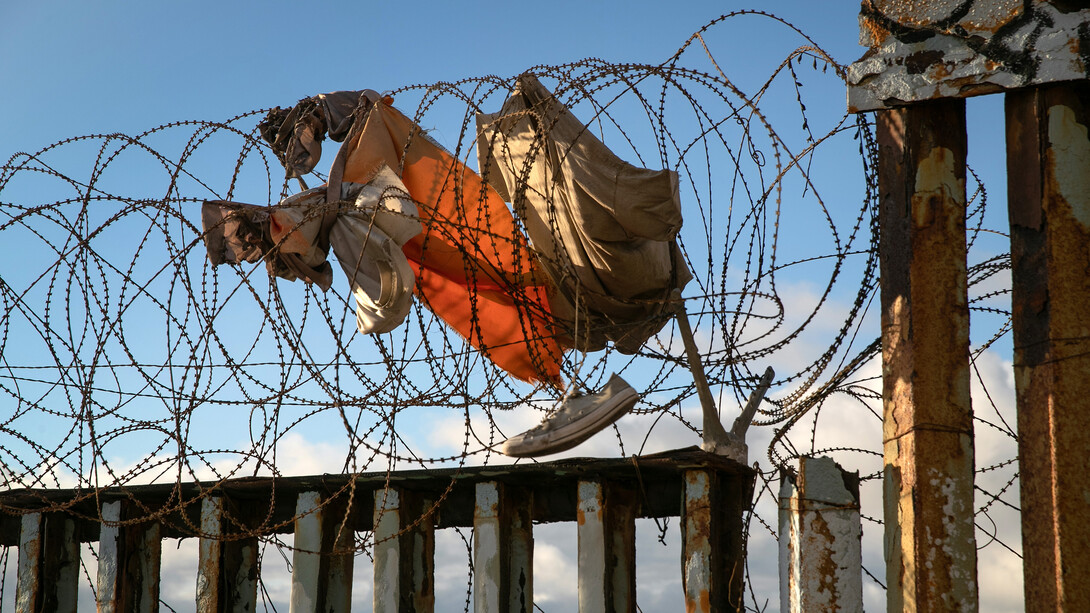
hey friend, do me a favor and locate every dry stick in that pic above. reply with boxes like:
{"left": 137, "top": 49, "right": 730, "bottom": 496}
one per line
{"left": 671, "top": 289, "right": 729, "bottom": 447}
{"left": 731, "top": 366, "right": 775, "bottom": 439}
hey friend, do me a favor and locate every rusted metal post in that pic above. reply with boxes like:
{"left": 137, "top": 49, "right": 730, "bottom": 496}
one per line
{"left": 576, "top": 480, "right": 636, "bottom": 613}
{"left": 1006, "top": 81, "right": 1090, "bottom": 611}
{"left": 473, "top": 481, "right": 533, "bottom": 613}
{"left": 681, "top": 469, "right": 746, "bottom": 613}
{"left": 97, "top": 500, "right": 162, "bottom": 613}
{"left": 15, "top": 512, "right": 79, "bottom": 613}
{"left": 778, "top": 456, "right": 862, "bottom": 613}
{"left": 197, "top": 496, "right": 258, "bottom": 612}
{"left": 290, "top": 491, "right": 354, "bottom": 613}
{"left": 373, "top": 487, "right": 435, "bottom": 613}
{"left": 877, "top": 99, "right": 978, "bottom": 612}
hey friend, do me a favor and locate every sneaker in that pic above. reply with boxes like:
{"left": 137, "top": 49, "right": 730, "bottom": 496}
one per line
{"left": 501, "top": 374, "right": 639, "bottom": 457}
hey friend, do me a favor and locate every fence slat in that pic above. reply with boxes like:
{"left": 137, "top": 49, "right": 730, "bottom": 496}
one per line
{"left": 374, "top": 487, "right": 435, "bottom": 613}
{"left": 507, "top": 485, "right": 533, "bottom": 613}
{"left": 473, "top": 481, "right": 533, "bottom": 613}
{"left": 197, "top": 496, "right": 258, "bottom": 613}
{"left": 290, "top": 491, "right": 354, "bottom": 613}
{"left": 15, "top": 512, "right": 79, "bottom": 613}
{"left": 577, "top": 480, "right": 636, "bottom": 613}
{"left": 97, "top": 500, "right": 162, "bottom": 613}
{"left": 682, "top": 469, "right": 746, "bottom": 613}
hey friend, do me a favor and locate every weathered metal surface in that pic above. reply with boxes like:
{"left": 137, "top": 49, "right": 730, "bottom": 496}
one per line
{"left": 576, "top": 481, "right": 636, "bottom": 613}
{"left": 877, "top": 100, "right": 979, "bottom": 612}
{"left": 682, "top": 471, "right": 715, "bottom": 613}
{"left": 681, "top": 469, "right": 748, "bottom": 613}
{"left": 507, "top": 486, "right": 533, "bottom": 613}
{"left": 0, "top": 447, "right": 752, "bottom": 543}
{"left": 473, "top": 481, "right": 534, "bottom": 613}
{"left": 197, "top": 497, "right": 224, "bottom": 611}
{"left": 290, "top": 491, "right": 354, "bottom": 613}
{"left": 0, "top": 449, "right": 755, "bottom": 612}
{"left": 474, "top": 482, "right": 505, "bottom": 613}
{"left": 374, "top": 488, "right": 401, "bottom": 613}
{"left": 15, "top": 514, "right": 41, "bottom": 613}
{"left": 848, "top": 1, "right": 1090, "bottom": 112}
{"left": 374, "top": 487, "right": 435, "bottom": 613}
{"left": 97, "top": 500, "right": 162, "bottom": 613}
{"left": 577, "top": 481, "right": 609, "bottom": 613}
{"left": 291, "top": 491, "right": 324, "bottom": 613}
{"left": 1006, "top": 81, "right": 1090, "bottom": 612}
{"left": 16, "top": 512, "right": 79, "bottom": 613}
{"left": 197, "top": 496, "right": 258, "bottom": 613}
{"left": 778, "top": 456, "right": 862, "bottom": 613}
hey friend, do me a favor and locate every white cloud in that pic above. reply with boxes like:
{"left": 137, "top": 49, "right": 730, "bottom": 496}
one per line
{"left": 531, "top": 524, "right": 578, "bottom": 608}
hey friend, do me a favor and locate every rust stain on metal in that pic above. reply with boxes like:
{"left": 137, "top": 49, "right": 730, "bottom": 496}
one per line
{"left": 904, "top": 50, "right": 944, "bottom": 75}
{"left": 1013, "top": 84, "right": 1090, "bottom": 610}
{"left": 680, "top": 468, "right": 746, "bottom": 613}
{"left": 780, "top": 456, "right": 862, "bottom": 612}
{"left": 16, "top": 514, "right": 42, "bottom": 613}
{"left": 811, "top": 515, "right": 840, "bottom": 604}
{"left": 848, "top": 1, "right": 1090, "bottom": 112}
{"left": 196, "top": 497, "right": 221, "bottom": 612}
{"left": 878, "top": 101, "right": 979, "bottom": 612}
{"left": 0, "top": 450, "right": 752, "bottom": 613}
{"left": 686, "top": 589, "right": 710, "bottom": 613}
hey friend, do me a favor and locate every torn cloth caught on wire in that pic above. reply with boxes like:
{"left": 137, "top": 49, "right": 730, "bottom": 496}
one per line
{"left": 476, "top": 74, "right": 691, "bottom": 353}
{"left": 201, "top": 165, "right": 423, "bottom": 335}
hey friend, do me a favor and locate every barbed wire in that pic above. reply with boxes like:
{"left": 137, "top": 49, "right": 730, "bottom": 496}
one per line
{"left": 0, "top": 13, "right": 1018, "bottom": 612}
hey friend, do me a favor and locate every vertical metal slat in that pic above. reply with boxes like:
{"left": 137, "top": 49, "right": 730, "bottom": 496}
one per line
{"left": 577, "top": 480, "right": 635, "bottom": 613}
{"left": 97, "top": 500, "right": 162, "bottom": 613}
{"left": 373, "top": 487, "right": 435, "bottom": 613}
{"left": 197, "top": 496, "right": 258, "bottom": 612}
{"left": 1006, "top": 82, "right": 1090, "bottom": 610}
{"left": 473, "top": 481, "right": 534, "bottom": 613}
{"left": 681, "top": 469, "right": 747, "bottom": 613}
{"left": 15, "top": 512, "right": 79, "bottom": 613}
{"left": 290, "top": 491, "right": 355, "bottom": 613}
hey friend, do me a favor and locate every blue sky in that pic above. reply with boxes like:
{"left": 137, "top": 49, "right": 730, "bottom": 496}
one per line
{"left": 1, "top": 1, "right": 864, "bottom": 150}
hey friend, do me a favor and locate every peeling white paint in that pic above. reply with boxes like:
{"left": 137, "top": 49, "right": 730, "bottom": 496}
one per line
{"left": 683, "top": 471, "right": 713, "bottom": 613}
{"left": 290, "top": 491, "right": 323, "bottom": 613}
{"left": 15, "top": 513, "right": 41, "bottom": 613}
{"left": 373, "top": 488, "right": 402, "bottom": 613}
{"left": 1047, "top": 105, "right": 1090, "bottom": 228}
{"left": 97, "top": 502, "right": 122, "bottom": 613}
{"left": 913, "top": 146, "right": 967, "bottom": 231}
{"left": 577, "top": 481, "right": 607, "bottom": 613}
{"left": 95, "top": 501, "right": 160, "bottom": 613}
{"left": 474, "top": 482, "right": 502, "bottom": 613}
{"left": 196, "top": 496, "right": 222, "bottom": 610}
{"left": 848, "top": 3, "right": 1090, "bottom": 111}
{"left": 778, "top": 456, "right": 862, "bottom": 613}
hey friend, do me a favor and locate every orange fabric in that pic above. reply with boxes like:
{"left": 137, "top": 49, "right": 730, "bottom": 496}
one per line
{"left": 340, "top": 99, "right": 564, "bottom": 385}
